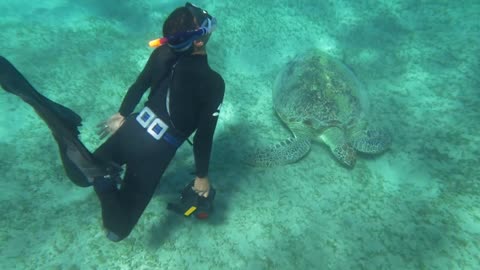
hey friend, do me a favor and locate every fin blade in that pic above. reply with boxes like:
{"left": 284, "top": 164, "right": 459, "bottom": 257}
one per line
{"left": 0, "top": 56, "right": 82, "bottom": 134}
{"left": 1, "top": 56, "right": 122, "bottom": 187}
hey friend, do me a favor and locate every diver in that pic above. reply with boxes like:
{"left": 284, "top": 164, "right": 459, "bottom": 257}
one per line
{"left": 0, "top": 2, "right": 225, "bottom": 242}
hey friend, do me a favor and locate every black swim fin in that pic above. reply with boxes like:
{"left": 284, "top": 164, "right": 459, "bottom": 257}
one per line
{"left": 0, "top": 56, "right": 122, "bottom": 187}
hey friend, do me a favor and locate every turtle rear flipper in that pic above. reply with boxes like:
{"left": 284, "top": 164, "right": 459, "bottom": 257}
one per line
{"left": 351, "top": 127, "right": 392, "bottom": 154}
{"left": 244, "top": 138, "right": 311, "bottom": 167}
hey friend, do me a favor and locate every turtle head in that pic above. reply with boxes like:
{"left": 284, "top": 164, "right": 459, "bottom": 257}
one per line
{"left": 320, "top": 127, "right": 357, "bottom": 167}
{"left": 332, "top": 142, "right": 356, "bottom": 167}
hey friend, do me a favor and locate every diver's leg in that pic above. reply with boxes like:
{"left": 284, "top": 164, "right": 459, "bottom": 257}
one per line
{"left": 94, "top": 146, "right": 176, "bottom": 241}
{"left": 93, "top": 131, "right": 126, "bottom": 166}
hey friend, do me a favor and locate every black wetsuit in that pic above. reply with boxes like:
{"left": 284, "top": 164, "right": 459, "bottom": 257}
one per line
{"left": 93, "top": 46, "right": 225, "bottom": 240}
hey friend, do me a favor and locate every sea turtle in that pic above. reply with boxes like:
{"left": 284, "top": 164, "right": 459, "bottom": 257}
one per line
{"left": 247, "top": 49, "right": 391, "bottom": 167}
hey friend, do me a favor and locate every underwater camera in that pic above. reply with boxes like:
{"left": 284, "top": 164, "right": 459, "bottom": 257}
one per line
{"left": 167, "top": 180, "right": 216, "bottom": 219}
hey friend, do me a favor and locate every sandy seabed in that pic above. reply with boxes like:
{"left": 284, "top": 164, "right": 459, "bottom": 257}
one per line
{"left": 1, "top": 0, "right": 479, "bottom": 269}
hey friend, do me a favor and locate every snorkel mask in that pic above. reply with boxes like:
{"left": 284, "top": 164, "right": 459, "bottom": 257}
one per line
{"left": 149, "top": 2, "right": 217, "bottom": 52}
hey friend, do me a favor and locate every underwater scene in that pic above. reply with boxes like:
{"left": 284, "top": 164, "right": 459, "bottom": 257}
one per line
{"left": 1, "top": 0, "right": 479, "bottom": 269}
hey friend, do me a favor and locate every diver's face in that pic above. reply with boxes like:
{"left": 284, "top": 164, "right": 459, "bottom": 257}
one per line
{"left": 192, "top": 17, "right": 212, "bottom": 51}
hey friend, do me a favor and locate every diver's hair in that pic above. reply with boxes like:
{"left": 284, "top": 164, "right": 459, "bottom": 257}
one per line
{"left": 162, "top": 7, "right": 196, "bottom": 37}
{"left": 162, "top": 6, "right": 212, "bottom": 50}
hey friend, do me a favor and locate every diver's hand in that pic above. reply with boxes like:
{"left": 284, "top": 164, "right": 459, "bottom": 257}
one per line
{"left": 97, "top": 113, "right": 125, "bottom": 139}
{"left": 193, "top": 176, "right": 210, "bottom": 198}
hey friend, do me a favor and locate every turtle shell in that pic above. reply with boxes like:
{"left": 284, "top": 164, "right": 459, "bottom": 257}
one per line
{"left": 273, "top": 49, "right": 368, "bottom": 138}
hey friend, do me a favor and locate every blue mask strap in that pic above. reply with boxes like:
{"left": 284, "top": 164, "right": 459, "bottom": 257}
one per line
{"left": 168, "top": 17, "right": 216, "bottom": 51}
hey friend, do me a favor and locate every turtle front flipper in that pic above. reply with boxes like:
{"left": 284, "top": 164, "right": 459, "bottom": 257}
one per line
{"left": 319, "top": 127, "right": 356, "bottom": 167}
{"left": 350, "top": 127, "right": 392, "bottom": 154}
{"left": 244, "top": 138, "right": 312, "bottom": 167}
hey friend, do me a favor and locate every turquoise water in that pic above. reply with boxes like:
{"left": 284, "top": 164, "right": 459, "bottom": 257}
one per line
{"left": 1, "top": 0, "right": 479, "bottom": 269}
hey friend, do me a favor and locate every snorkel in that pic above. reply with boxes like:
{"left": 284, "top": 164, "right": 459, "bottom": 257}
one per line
{"left": 149, "top": 2, "right": 217, "bottom": 52}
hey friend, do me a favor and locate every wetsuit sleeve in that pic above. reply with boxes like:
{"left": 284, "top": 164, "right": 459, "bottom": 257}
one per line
{"left": 118, "top": 51, "right": 155, "bottom": 117}
{"left": 118, "top": 47, "right": 174, "bottom": 117}
{"left": 193, "top": 75, "right": 225, "bottom": 178}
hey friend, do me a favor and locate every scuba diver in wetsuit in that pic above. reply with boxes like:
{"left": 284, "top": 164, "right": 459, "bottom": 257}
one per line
{"left": 0, "top": 2, "right": 225, "bottom": 242}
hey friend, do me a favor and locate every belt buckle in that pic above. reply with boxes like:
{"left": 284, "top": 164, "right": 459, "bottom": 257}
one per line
{"left": 136, "top": 107, "right": 156, "bottom": 128}
{"left": 137, "top": 107, "right": 170, "bottom": 141}
{"left": 147, "top": 118, "right": 169, "bottom": 140}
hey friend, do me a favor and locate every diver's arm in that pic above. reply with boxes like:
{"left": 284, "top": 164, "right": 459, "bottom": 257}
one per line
{"left": 98, "top": 51, "right": 156, "bottom": 138}
{"left": 193, "top": 76, "right": 225, "bottom": 179}
{"left": 117, "top": 50, "right": 156, "bottom": 117}
{"left": 118, "top": 46, "right": 176, "bottom": 117}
